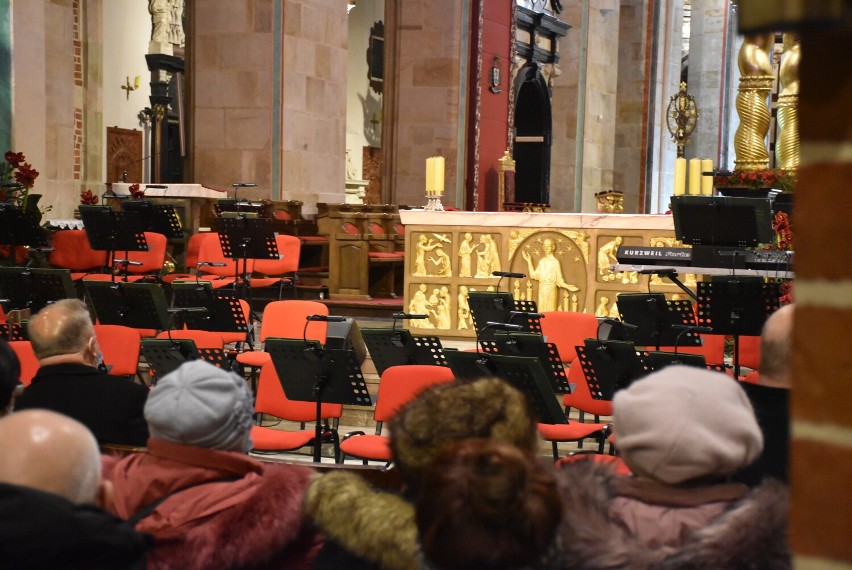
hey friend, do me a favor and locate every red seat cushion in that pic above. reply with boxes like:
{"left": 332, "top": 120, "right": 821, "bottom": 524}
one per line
{"left": 339, "top": 434, "right": 392, "bottom": 462}
{"left": 250, "top": 426, "right": 314, "bottom": 451}
{"left": 236, "top": 351, "right": 272, "bottom": 367}
{"left": 537, "top": 422, "right": 608, "bottom": 442}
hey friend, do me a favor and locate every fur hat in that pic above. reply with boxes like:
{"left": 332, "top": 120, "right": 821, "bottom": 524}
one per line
{"left": 145, "top": 360, "right": 254, "bottom": 452}
{"left": 389, "top": 377, "right": 537, "bottom": 488}
{"left": 613, "top": 365, "right": 762, "bottom": 484}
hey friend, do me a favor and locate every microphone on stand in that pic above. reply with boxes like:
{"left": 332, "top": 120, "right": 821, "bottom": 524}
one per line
{"left": 671, "top": 323, "right": 713, "bottom": 360}
{"left": 492, "top": 270, "right": 526, "bottom": 292}
{"left": 475, "top": 321, "right": 523, "bottom": 354}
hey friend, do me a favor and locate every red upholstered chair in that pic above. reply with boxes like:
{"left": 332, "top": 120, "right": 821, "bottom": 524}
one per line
{"left": 537, "top": 417, "right": 610, "bottom": 461}
{"left": 9, "top": 341, "right": 39, "bottom": 386}
{"left": 555, "top": 450, "right": 631, "bottom": 475}
{"left": 94, "top": 324, "right": 142, "bottom": 378}
{"left": 338, "top": 365, "right": 456, "bottom": 465}
{"left": 174, "top": 233, "right": 254, "bottom": 289}
{"left": 82, "top": 232, "right": 168, "bottom": 283}
{"left": 249, "top": 234, "right": 301, "bottom": 299}
{"left": 539, "top": 311, "right": 599, "bottom": 364}
{"left": 737, "top": 335, "right": 761, "bottom": 372}
{"left": 162, "top": 232, "right": 210, "bottom": 284}
{"left": 250, "top": 362, "right": 342, "bottom": 456}
{"left": 236, "top": 300, "right": 328, "bottom": 370}
{"left": 48, "top": 229, "right": 109, "bottom": 280}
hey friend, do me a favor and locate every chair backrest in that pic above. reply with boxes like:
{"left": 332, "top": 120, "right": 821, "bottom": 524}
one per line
{"left": 9, "top": 341, "right": 39, "bottom": 386}
{"left": 737, "top": 335, "right": 761, "bottom": 370}
{"left": 658, "top": 333, "right": 726, "bottom": 366}
{"left": 539, "top": 311, "right": 599, "bottom": 364}
{"left": 94, "top": 324, "right": 142, "bottom": 376}
{"left": 184, "top": 232, "right": 209, "bottom": 272}
{"left": 563, "top": 362, "right": 613, "bottom": 417}
{"left": 260, "top": 300, "right": 328, "bottom": 343}
{"left": 155, "top": 329, "right": 225, "bottom": 350}
{"left": 255, "top": 362, "right": 342, "bottom": 422}
{"left": 254, "top": 234, "right": 300, "bottom": 276}
{"left": 374, "top": 365, "right": 456, "bottom": 423}
{"left": 196, "top": 232, "right": 254, "bottom": 277}
{"left": 49, "top": 229, "right": 108, "bottom": 272}
{"left": 122, "top": 232, "right": 168, "bottom": 274}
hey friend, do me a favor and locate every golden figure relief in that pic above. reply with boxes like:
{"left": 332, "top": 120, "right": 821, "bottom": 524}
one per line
{"left": 408, "top": 284, "right": 435, "bottom": 329}
{"left": 513, "top": 280, "right": 521, "bottom": 300}
{"left": 413, "top": 233, "right": 451, "bottom": 277}
{"left": 432, "top": 285, "right": 452, "bottom": 330}
{"left": 521, "top": 238, "right": 579, "bottom": 312}
{"left": 595, "top": 296, "right": 620, "bottom": 319}
{"left": 598, "top": 236, "right": 638, "bottom": 284}
{"left": 458, "top": 233, "right": 475, "bottom": 278}
{"left": 474, "top": 234, "right": 501, "bottom": 278}
{"left": 457, "top": 286, "right": 472, "bottom": 330}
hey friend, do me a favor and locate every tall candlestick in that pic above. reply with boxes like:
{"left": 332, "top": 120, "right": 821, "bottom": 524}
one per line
{"left": 425, "top": 158, "right": 434, "bottom": 195}
{"left": 688, "top": 158, "right": 701, "bottom": 195}
{"left": 700, "top": 159, "right": 714, "bottom": 195}
{"left": 434, "top": 156, "right": 445, "bottom": 195}
{"left": 674, "top": 157, "right": 686, "bottom": 196}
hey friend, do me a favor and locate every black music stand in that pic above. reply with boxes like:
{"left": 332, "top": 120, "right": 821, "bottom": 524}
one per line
{"left": 122, "top": 200, "right": 184, "bottom": 239}
{"left": 0, "top": 323, "right": 27, "bottom": 341}
{"left": 0, "top": 268, "right": 76, "bottom": 314}
{"left": 480, "top": 331, "right": 570, "bottom": 394}
{"left": 141, "top": 338, "right": 230, "bottom": 383}
{"left": 266, "top": 338, "right": 372, "bottom": 462}
{"left": 642, "top": 350, "right": 707, "bottom": 371}
{"left": 213, "top": 216, "right": 278, "bottom": 302}
{"left": 468, "top": 291, "right": 541, "bottom": 337}
{"left": 84, "top": 281, "right": 170, "bottom": 330}
{"left": 171, "top": 282, "right": 248, "bottom": 337}
{"left": 79, "top": 205, "right": 148, "bottom": 279}
{"left": 443, "top": 350, "right": 567, "bottom": 425}
{"left": 696, "top": 280, "right": 780, "bottom": 376}
{"left": 0, "top": 203, "right": 49, "bottom": 250}
{"left": 361, "top": 327, "right": 447, "bottom": 377}
{"left": 576, "top": 339, "right": 647, "bottom": 400}
{"left": 616, "top": 293, "right": 702, "bottom": 350}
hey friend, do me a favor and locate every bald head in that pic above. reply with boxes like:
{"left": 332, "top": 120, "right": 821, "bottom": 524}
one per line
{"left": 759, "top": 304, "right": 794, "bottom": 388}
{"left": 0, "top": 410, "right": 102, "bottom": 504}
{"left": 28, "top": 299, "right": 96, "bottom": 364}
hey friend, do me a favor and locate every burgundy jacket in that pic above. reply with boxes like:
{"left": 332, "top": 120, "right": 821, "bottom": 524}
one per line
{"left": 107, "top": 439, "right": 322, "bottom": 569}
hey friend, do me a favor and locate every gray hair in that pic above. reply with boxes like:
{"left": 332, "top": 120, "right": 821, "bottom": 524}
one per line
{"left": 28, "top": 299, "right": 94, "bottom": 360}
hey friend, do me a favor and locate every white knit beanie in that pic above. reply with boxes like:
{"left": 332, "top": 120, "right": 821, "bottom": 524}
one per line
{"left": 145, "top": 360, "right": 254, "bottom": 452}
{"left": 613, "top": 365, "right": 763, "bottom": 484}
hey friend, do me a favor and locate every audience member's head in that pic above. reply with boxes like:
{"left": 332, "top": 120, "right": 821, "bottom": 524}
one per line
{"left": 416, "top": 439, "right": 561, "bottom": 570}
{"left": 0, "top": 340, "right": 21, "bottom": 414}
{"left": 0, "top": 409, "right": 103, "bottom": 505}
{"left": 759, "top": 304, "right": 794, "bottom": 388}
{"left": 28, "top": 299, "right": 99, "bottom": 365}
{"left": 613, "top": 366, "right": 762, "bottom": 485}
{"left": 390, "top": 377, "right": 537, "bottom": 489}
{"left": 145, "top": 359, "right": 254, "bottom": 452}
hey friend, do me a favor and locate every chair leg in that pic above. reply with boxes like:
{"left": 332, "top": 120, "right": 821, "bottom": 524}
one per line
{"left": 551, "top": 441, "right": 559, "bottom": 461}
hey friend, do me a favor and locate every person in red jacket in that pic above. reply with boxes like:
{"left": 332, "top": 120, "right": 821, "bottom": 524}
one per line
{"left": 106, "top": 359, "right": 321, "bottom": 570}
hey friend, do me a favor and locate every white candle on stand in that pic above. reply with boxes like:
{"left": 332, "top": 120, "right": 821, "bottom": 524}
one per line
{"left": 701, "top": 159, "right": 714, "bottom": 195}
{"left": 674, "top": 157, "right": 686, "bottom": 196}
{"left": 688, "top": 158, "right": 701, "bottom": 195}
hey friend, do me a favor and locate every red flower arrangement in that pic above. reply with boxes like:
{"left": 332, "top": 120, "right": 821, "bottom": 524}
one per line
{"left": 770, "top": 211, "right": 794, "bottom": 305}
{"left": 80, "top": 189, "right": 99, "bottom": 205}
{"left": 715, "top": 168, "right": 796, "bottom": 193}
{"left": 129, "top": 183, "right": 145, "bottom": 200}
{"left": 0, "top": 150, "right": 40, "bottom": 207}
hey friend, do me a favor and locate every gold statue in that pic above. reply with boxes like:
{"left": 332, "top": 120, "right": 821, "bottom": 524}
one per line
{"left": 776, "top": 33, "right": 800, "bottom": 171}
{"left": 457, "top": 286, "right": 471, "bottom": 330}
{"left": 734, "top": 33, "right": 775, "bottom": 171}
{"left": 521, "top": 238, "right": 579, "bottom": 312}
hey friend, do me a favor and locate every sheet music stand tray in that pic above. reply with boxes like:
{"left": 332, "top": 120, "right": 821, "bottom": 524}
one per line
{"left": 468, "top": 291, "right": 542, "bottom": 337}
{"left": 480, "top": 331, "right": 570, "bottom": 394}
{"left": 266, "top": 338, "right": 372, "bottom": 462}
{"left": 0, "top": 323, "right": 27, "bottom": 341}
{"left": 79, "top": 205, "right": 148, "bottom": 253}
{"left": 443, "top": 350, "right": 567, "bottom": 424}
{"left": 616, "top": 293, "right": 702, "bottom": 350}
{"left": 141, "top": 338, "right": 230, "bottom": 383}
{"left": 696, "top": 280, "right": 780, "bottom": 376}
{"left": 122, "top": 200, "right": 184, "bottom": 239}
{"left": 360, "top": 328, "right": 447, "bottom": 377}
{"left": 84, "top": 281, "right": 170, "bottom": 331}
{"left": 171, "top": 282, "right": 248, "bottom": 336}
{"left": 0, "top": 204, "right": 49, "bottom": 249}
{"left": 576, "top": 339, "right": 647, "bottom": 400}
{"left": 0, "top": 268, "right": 76, "bottom": 313}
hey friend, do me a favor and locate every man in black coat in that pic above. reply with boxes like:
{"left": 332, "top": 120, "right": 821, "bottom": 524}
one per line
{"left": 0, "top": 409, "right": 150, "bottom": 568}
{"left": 15, "top": 298, "right": 149, "bottom": 446}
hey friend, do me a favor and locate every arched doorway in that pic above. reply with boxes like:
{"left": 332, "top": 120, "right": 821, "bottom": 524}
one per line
{"left": 513, "top": 64, "right": 552, "bottom": 205}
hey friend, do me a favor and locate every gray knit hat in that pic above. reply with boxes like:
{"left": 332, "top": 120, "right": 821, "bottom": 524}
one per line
{"left": 613, "top": 365, "right": 762, "bottom": 484}
{"left": 145, "top": 360, "right": 254, "bottom": 452}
